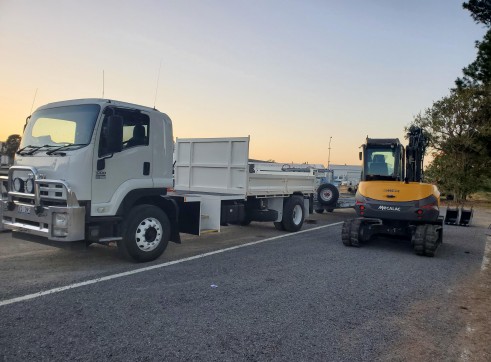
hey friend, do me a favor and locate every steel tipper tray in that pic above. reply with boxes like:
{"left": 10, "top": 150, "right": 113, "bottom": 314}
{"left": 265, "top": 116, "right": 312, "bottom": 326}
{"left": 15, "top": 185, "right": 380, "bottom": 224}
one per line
{"left": 171, "top": 137, "right": 316, "bottom": 235}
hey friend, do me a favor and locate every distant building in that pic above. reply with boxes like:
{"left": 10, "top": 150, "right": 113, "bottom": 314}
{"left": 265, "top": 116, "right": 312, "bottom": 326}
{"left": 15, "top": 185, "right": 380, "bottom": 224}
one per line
{"left": 329, "top": 164, "right": 362, "bottom": 186}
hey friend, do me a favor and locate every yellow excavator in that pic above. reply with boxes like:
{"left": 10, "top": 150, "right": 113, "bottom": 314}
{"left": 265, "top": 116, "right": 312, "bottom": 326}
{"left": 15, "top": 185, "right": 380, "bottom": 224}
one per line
{"left": 342, "top": 126, "right": 443, "bottom": 256}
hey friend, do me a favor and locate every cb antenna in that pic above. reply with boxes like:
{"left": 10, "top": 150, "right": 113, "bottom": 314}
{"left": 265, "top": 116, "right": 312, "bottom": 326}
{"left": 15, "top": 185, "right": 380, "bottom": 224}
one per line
{"left": 29, "top": 88, "right": 38, "bottom": 115}
{"left": 102, "top": 70, "right": 105, "bottom": 98}
{"left": 153, "top": 59, "right": 162, "bottom": 109}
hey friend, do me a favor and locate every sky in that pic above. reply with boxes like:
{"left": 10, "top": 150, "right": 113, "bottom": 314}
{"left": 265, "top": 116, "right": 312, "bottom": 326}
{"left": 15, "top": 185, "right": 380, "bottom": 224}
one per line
{"left": 0, "top": 0, "right": 486, "bottom": 165}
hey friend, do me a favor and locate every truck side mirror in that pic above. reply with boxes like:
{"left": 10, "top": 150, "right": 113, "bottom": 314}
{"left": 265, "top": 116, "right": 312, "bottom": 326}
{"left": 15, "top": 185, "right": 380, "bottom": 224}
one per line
{"left": 359, "top": 151, "right": 362, "bottom": 161}
{"left": 106, "top": 115, "right": 123, "bottom": 154}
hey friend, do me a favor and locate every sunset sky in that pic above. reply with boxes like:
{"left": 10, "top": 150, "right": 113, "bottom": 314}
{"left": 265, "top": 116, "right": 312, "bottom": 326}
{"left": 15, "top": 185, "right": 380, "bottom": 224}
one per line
{"left": 0, "top": 0, "right": 485, "bottom": 165}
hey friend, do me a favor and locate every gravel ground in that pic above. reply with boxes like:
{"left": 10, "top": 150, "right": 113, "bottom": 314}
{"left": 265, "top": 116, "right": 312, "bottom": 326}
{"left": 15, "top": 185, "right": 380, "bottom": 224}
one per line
{"left": 0, "top": 207, "right": 489, "bottom": 361}
{"left": 383, "top": 206, "right": 491, "bottom": 362}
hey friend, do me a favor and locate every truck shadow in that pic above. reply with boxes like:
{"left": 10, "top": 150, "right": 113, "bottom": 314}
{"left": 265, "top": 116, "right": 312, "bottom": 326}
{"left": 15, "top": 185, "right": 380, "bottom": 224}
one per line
{"left": 11, "top": 231, "right": 124, "bottom": 262}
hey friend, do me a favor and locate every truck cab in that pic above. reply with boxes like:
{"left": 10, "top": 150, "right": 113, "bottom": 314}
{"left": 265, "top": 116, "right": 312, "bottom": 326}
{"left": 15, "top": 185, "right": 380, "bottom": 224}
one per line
{"left": 1, "top": 99, "right": 176, "bottom": 246}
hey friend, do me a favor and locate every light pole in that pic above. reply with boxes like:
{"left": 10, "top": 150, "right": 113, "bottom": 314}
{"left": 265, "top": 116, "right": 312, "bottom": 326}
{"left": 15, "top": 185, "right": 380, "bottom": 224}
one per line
{"left": 327, "top": 136, "right": 332, "bottom": 168}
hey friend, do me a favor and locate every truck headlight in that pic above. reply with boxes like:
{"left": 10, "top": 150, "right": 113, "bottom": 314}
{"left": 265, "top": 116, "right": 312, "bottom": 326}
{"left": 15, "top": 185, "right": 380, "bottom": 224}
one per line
{"left": 53, "top": 212, "right": 69, "bottom": 228}
{"left": 52, "top": 212, "right": 69, "bottom": 237}
{"left": 25, "top": 178, "right": 35, "bottom": 194}
{"left": 13, "top": 178, "right": 24, "bottom": 192}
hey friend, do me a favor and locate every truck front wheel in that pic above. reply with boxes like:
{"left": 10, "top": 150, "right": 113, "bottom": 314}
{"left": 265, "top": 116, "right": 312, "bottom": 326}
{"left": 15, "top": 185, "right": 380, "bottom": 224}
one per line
{"left": 119, "top": 205, "right": 171, "bottom": 262}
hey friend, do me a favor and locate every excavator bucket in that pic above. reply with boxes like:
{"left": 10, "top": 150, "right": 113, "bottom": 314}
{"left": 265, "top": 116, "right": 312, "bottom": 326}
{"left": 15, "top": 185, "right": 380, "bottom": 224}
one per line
{"left": 444, "top": 207, "right": 460, "bottom": 225}
{"left": 459, "top": 207, "right": 473, "bottom": 226}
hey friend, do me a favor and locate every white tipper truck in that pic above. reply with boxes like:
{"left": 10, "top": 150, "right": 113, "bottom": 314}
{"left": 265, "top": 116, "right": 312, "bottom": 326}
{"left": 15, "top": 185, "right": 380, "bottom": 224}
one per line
{"left": 0, "top": 99, "right": 316, "bottom": 262}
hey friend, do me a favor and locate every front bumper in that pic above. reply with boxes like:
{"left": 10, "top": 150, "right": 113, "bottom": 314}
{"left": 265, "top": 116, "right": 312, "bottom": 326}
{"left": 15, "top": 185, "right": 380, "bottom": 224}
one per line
{"left": 1, "top": 202, "right": 85, "bottom": 241}
{"left": 1, "top": 167, "right": 86, "bottom": 241}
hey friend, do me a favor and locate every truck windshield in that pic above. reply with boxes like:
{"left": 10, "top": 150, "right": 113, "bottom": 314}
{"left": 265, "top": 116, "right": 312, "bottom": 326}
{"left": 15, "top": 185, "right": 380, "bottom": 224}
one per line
{"left": 20, "top": 104, "right": 101, "bottom": 150}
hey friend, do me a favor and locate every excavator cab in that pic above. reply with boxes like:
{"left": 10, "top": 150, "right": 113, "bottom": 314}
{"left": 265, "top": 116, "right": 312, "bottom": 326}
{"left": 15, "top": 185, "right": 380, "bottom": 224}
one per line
{"left": 360, "top": 138, "right": 404, "bottom": 182}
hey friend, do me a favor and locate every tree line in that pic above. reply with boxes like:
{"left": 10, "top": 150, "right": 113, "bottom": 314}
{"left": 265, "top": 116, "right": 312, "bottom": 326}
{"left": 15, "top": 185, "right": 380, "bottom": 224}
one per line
{"left": 0, "top": 134, "right": 21, "bottom": 161}
{"left": 409, "top": 0, "right": 491, "bottom": 201}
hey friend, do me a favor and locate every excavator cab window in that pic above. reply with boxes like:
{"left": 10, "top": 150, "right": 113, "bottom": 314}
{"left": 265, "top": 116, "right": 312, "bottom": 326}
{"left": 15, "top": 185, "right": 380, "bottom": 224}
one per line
{"left": 364, "top": 146, "right": 403, "bottom": 181}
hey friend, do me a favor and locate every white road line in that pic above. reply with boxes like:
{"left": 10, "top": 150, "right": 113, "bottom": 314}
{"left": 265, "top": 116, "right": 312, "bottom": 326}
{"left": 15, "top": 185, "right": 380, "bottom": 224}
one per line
{"left": 481, "top": 236, "right": 491, "bottom": 271}
{"left": 0, "top": 222, "right": 343, "bottom": 307}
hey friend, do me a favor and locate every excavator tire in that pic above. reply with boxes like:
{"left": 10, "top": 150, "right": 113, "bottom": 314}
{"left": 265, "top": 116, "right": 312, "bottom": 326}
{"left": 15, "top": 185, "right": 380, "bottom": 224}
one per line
{"left": 424, "top": 225, "right": 440, "bottom": 257}
{"left": 413, "top": 224, "right": 440, "bottom": 257}
{"left": 341, "top": 221, "right": 351, "bottom": 246}
{"left": 413, "top": 225, "right": 425, "bottom": 256}
{"left": 342, "top": 219, "right": 362, "bottom": 247}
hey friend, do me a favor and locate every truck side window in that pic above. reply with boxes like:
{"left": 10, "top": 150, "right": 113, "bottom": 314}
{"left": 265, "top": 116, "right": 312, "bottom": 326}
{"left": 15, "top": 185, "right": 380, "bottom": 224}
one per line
{"left": 123, "top": 118, "right": 149, "bottom": 149}
{"left": 98, "top": 109, "right": 150, "bottom": 157}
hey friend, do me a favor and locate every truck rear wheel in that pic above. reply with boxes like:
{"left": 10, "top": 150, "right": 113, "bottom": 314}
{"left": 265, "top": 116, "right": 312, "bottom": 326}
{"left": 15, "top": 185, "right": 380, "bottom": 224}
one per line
{"left": 280, "top": 196, "right": 305, "bottom": 232}
{"left": 119, "top": 204, "right": 170, "bottom": 262}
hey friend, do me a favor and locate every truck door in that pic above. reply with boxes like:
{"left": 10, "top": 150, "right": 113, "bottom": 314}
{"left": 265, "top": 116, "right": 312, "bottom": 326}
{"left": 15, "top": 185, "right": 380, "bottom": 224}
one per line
{"left": 92, "top": 107, "right": 153, "bottom": 207}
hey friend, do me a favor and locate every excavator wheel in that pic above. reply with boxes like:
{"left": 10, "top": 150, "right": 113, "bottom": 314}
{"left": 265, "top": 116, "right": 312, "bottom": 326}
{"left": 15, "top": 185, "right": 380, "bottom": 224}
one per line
{"left": 424, "top": 225, "right": 441, "bottom": 256}
{"left": 341, "top": 219, "right": 362, "bottom": 247}
{"left": 412, "top": 224, "right": 440, "bottom": 257}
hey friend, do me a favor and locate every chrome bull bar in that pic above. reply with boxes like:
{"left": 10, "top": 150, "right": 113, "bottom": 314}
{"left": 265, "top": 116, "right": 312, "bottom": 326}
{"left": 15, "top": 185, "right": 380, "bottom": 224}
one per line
{"left": 0, "top": 175, "right": 7, "bottom": 232}
{"left": 1, "top": 166, "right": 85, "bottom": 241}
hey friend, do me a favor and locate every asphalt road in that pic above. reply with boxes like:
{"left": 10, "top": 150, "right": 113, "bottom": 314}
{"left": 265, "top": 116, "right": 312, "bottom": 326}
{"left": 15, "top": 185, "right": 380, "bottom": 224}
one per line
{"left": 0, "top": 208, "right": 489, "bottom": 361}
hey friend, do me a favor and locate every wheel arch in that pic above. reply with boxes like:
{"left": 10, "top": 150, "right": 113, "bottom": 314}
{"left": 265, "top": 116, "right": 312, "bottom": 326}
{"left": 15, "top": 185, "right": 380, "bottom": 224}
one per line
{"left": 117, "top": 189, "right": 181, "bottom": 243}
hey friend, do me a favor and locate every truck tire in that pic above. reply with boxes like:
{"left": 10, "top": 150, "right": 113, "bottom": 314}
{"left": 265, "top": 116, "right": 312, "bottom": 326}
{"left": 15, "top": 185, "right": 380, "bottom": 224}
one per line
{"left": 280, "top": 196, "right": 305, "bottom": 232}
{"left": 240, "top": 217, "right": 252, "bottom": 226}
{"left": 315, "top": 208, "right": 325, "bottom": 214}
{"left": 119, "top": 204, "right": 170, "bottom": 262}
{"left": 317, "top": 183, "right": 339, "bottom": 207}
{"left": 249, "top": 208, "right": 278, "bottom": 222}
{"left": 341, "top": 219, "right": 362, "bottom": 247}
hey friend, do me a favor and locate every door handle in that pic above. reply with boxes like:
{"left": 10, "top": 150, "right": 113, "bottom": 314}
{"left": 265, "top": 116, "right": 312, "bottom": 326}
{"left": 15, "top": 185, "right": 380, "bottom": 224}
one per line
{"left": 143, "top": 162, "right": 150, "bottom": 175}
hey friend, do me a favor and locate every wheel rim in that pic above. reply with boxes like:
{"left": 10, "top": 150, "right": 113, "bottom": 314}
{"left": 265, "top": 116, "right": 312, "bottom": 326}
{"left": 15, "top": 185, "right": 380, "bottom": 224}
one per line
{"left": 134, "top": 217, "right": 163, "bottom": 252}
{"left": 292, "top": 204, "right": 303, "bottom": 225}
{"left": 320, "top": 190, "right": 332, "bottom": 202}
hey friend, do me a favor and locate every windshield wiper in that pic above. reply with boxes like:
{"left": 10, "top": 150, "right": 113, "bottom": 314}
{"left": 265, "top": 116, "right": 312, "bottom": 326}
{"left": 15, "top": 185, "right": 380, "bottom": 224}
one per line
{"left": 17, "top": 145, "right": 40, "bottom": 155}
{"left": 46, "top": 143, "right": 89, "bottom": 155}
{"left": 16, "top": 145, "right": 57, "bottom": 156}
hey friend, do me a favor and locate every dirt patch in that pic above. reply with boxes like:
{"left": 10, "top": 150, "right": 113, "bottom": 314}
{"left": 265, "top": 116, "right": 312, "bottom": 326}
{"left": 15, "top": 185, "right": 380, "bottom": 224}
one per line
{"left": 382, "top": 237, "right": 491, "bottom": 362}
{"left": 381, "top": 296, "right": 466, "bottom": 361}
{"left": 455, "top": 257, "right": 491, "bottom": 361}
